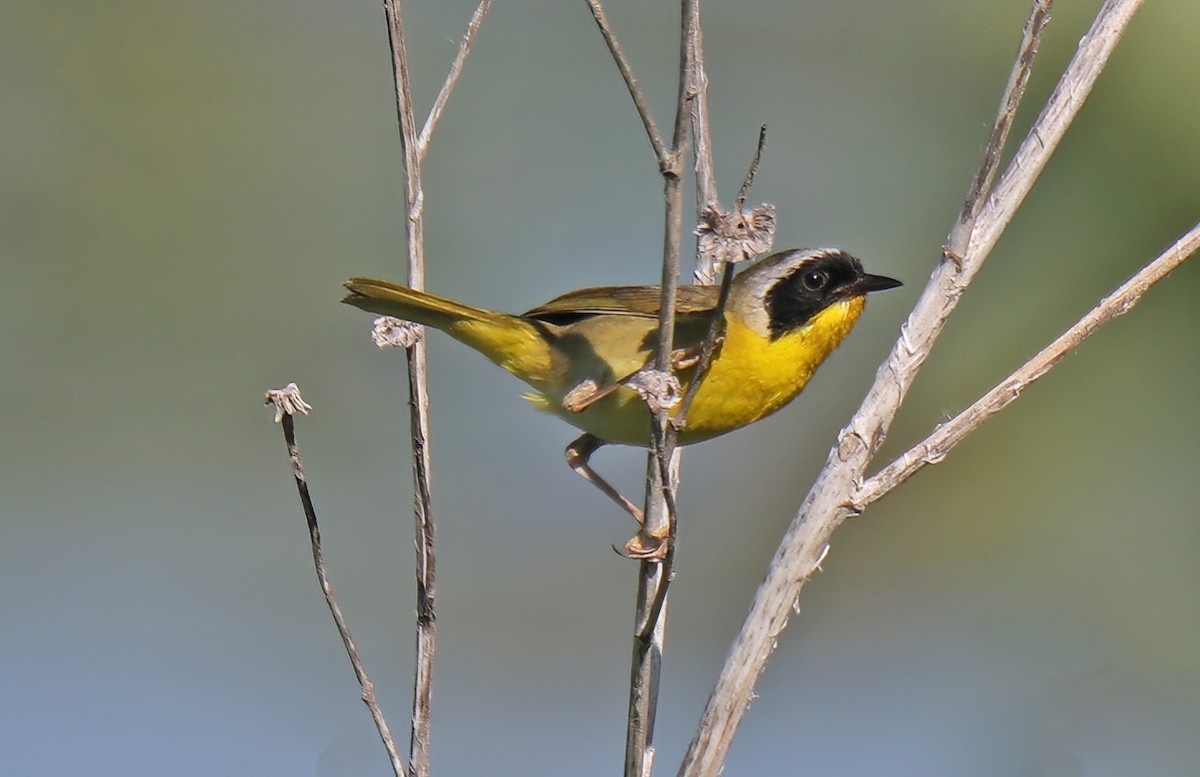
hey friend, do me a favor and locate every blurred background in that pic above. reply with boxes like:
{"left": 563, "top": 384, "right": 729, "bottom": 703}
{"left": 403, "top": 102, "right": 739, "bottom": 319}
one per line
{"left": 3, "top": 0, "right": 1198, "bottom": 774}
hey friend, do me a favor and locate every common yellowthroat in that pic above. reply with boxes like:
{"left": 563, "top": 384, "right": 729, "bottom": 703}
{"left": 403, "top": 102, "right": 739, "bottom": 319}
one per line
{"left": 344, "top": 248, "right": 901, "bottom": 556}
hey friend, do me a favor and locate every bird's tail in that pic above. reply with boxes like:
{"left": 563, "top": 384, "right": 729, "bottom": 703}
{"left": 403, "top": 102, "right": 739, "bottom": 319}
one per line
{"left": 343, "top": 278, "right": 502, "bottom": 331}
{"left": 342, "top": 278, "right": 555, "bottom": 386}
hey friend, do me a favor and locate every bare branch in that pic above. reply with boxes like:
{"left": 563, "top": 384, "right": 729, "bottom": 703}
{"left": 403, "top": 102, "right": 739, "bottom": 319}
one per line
{"left": 625, "top": 81, "right": 685, "bottom": 777}
{"left": 403, "top": 350, "right": 437, "bottom": 777}
{"left": 417, "top": 0, "right": 491, "bottom": 160}
{"left": 672, "top": 262, "right": 734, "bottom": 429}
{"left": 664, "top": 166, "right": 773, "bottom": 589}
{"left": 625, "top": 449, "right": 674, "bottom": 776}
{"left": 856, "top": 222, "right": 1200, "bottom": 507}
{"left": 693, "top": 128, "right": 775, "bottom": 283}
{"left": 617, "top": 0, "right": 714, "bottom": 771}
{"left": 735, "top": 125, "right": 767, "bottom": 212}
{"left": 585, "top": 0, "right": 674, "bottom": 170}
{"left": 676, "top": 130, "right": 774, "bottom": 426}
{"left": 265, "top": 386, "right": 405, "bottom": 777}
{"left": 382, "top": 0, "right": 495, "bottom": 771}
{"left": 384, "top": 1, "right": 424, "bottom": 276}
{"left": 678, "top": 1, "right": 1146, "bottom": 775}
{"left": 685, "top": 0, "right": 719, "bottom": 217}
{"left": 626, "top": 4, "right": 773, "bottom": 771}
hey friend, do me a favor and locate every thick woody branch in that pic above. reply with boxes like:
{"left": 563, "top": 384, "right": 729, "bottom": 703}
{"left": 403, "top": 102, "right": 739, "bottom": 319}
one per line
{"left": 856, "top": 222, "right": 1200, "bottom": 507}
{"left": 968, "top": 0, "right": 1143, "bottom": 262}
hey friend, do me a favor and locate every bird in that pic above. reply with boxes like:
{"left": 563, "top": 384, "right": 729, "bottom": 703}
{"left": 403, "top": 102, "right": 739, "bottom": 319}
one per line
{"left": 343, "top": 247, "right": 901, "bottom": 557}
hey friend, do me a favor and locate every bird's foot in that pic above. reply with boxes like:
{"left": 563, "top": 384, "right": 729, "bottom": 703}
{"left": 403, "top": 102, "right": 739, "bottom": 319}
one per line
{"left": 616, "top": 528, "right": 670, "bottom": 561}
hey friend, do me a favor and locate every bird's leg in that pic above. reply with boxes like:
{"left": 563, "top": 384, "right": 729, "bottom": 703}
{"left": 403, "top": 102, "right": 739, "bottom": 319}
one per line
{"left": 565, "top": 433, "right": 644, "bottom": 523}
{"left": 564, "top": 433, "right": 670, "bottom": 560}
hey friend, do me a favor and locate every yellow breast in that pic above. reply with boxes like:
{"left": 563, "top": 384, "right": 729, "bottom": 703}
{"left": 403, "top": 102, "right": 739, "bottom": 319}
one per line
{"left": 677, "top": 297, "right": 866, "bottom": 443}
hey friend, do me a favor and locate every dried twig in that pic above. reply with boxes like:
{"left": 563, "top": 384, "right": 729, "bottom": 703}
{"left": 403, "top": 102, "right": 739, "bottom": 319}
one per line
{"left": 383, "top": 2, "right": 490, "bottom": 774}
{"left": 627, "top": 9, "right": 690, "bottom": 773}
{"left": 585, "top": 0, "right": 674, "bottom": 171}
{"left": 417, "top": 0, "right": 491, "bottom": 160}
{"left": 625, "top": 442, "right": 675, "bottom": 777}
{"left": 674, "top": 127, "right": 772, "bottom": 430}
{"left": 953, "top": 0, "right": 1052, "bottom": 248}
{"left": 685, "top": 0, "right": 721, "bottom": 285}
{"left": 264, "top": 385, "right": 405, "bottom": 777}
{"left": 679, "top": 1, "right": 1151, "bottom": 774}
{"left": 384, "top": 6, "right": 438, "bottom": 772}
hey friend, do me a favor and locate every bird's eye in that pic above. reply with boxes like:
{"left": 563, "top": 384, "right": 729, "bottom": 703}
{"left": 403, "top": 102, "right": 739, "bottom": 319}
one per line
{"left": 801, "top": 270, "right": 828, "bottom": 291}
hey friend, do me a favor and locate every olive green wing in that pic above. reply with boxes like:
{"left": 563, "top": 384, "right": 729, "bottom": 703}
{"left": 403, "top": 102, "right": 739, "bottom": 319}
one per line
{"left": 523, "top": 284, "right": 721, "bottom": 322}
{"left": 525, "top": 284, "right": 719, "bottom": 361}
{"left": 525, "top": 285, "right": 721, "bottom": 414}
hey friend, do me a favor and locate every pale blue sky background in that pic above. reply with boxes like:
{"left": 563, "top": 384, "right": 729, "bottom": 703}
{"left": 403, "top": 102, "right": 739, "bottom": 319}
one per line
{"left": 2, "top": 1, "right": 1198, "bottom": 775}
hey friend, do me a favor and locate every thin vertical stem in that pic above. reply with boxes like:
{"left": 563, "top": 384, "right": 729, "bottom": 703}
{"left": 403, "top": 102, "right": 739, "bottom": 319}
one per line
{"left": 384, "top": 3, "right": 438, "bottom": 774}
{"left": 622, "top": 0, "right": 695, "bottom": 769}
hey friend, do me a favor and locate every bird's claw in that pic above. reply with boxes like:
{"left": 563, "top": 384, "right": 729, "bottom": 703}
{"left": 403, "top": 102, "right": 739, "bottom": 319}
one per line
{"left": 616, "top": 529, "right": 670, "bottom": 561}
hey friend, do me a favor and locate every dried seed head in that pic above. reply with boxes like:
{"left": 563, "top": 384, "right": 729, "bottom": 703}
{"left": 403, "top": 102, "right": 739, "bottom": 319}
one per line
{"left": 696, "top": 202, "right": 777, "bottom": 271}
{"left": 371, "top": 316, "right": 424, "bottom": 349}
{"left": 264, "top": 382, "right": 312, "bottom": 423}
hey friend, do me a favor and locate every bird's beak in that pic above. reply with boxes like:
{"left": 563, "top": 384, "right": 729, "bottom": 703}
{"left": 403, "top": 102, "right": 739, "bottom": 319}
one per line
{"left": 850, "top": 273, "right": 903, "bottom": 295}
